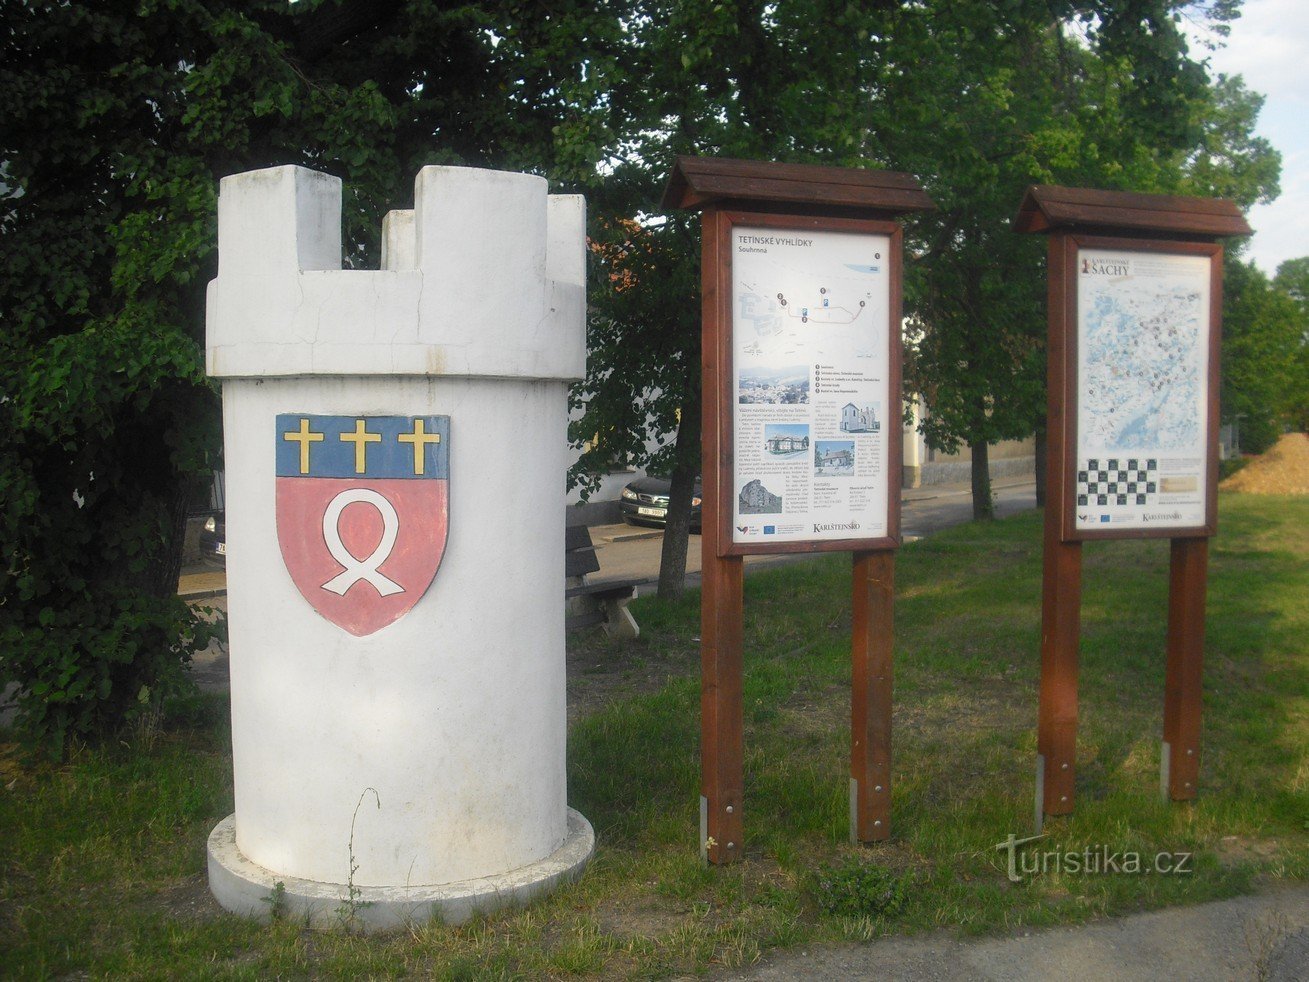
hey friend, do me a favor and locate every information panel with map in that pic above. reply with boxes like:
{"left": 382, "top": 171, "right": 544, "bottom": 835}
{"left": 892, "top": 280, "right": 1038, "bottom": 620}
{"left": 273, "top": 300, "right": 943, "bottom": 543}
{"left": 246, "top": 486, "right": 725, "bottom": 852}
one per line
{"left": 730, "top": 225, "right": 893, "bottom": 547}
{"left": 1073, "top": 246, "right": 1214, "bottom": 535}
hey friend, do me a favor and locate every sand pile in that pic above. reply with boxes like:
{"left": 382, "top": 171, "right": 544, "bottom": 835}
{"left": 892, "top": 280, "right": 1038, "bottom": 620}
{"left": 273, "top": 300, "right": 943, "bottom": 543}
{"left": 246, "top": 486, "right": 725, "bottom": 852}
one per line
{"left": 1219, "top": 432, "right": 1309, "bottom": 495}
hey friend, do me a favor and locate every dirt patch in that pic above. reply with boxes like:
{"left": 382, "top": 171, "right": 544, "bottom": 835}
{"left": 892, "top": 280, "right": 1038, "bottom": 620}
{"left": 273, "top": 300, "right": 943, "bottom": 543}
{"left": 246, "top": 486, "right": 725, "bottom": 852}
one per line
{"left": 565, "top": 630, "right": 699, "bottom": 724}
{"left": 1220, "top": 433, "right": 1309, "bottom": 495}
{"left": 151, "top": 874, "right": 228, "bottom": 922}
{"left": 778, "top": 683, "right": 848, "bottom": 737}
{"left": 1216, "top": 835, "right": 1283, "bottom": 869}
{"left": 595, "top": 896, "right": 689, "bottom": 940}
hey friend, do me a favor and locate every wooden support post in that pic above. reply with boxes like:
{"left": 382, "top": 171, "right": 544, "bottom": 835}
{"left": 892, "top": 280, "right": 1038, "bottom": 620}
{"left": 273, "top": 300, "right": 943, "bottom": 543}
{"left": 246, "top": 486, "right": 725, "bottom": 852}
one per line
{"left": 1038, "top": 535, "right": 1082, "bottom": 820}
{"left": 1162, "top": 536, "right": 1207, "bottom": 801}
{"left": 851, "top": 550, "right": 894, "bottom": 842}
{"left": 699, "top": 205, "right": 744, "bottom": 865}
{"left": 701, "top": 551, "right": 744, "bottom": 863}
{"left": 667, "top": 159, "right": 933, "bottom": 864}
{"left": 1037, "top": 229, "right": 1081, "bottom": 823}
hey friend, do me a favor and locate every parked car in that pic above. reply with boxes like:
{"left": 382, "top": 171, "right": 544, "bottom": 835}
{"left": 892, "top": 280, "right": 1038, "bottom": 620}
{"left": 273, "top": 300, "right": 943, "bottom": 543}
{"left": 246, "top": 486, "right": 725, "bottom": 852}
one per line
{"left": 619, "top": 476, "right": 703, "bottom": 532}
{"left": 200, "top": 512, "right": 226, "bottom": 560}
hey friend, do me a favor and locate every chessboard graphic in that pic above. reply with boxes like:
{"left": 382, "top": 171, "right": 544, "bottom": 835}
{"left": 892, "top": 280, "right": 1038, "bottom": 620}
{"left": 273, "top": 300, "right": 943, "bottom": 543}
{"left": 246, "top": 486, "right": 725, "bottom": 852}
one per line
{"left": 1076, "top": 458, "right": 1158, "bottom": 508}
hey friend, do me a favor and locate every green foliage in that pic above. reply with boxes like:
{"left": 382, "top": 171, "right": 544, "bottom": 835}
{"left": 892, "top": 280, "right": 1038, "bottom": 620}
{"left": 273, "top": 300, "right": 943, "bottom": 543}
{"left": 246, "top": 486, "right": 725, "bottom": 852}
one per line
{"left": 572, "top": 0, "right": 1276, "bottom": 528}
{"left": 0, "top": 2, "right": 285, "bottom": 753}
{"left": 1276, "top": 257, "right": 1309, "bottom": 307}
{"left": 568, "top": 0, "right": 869, "bottom": 588}
{"left": 892, "top": 4, "right": 1081, "bottom": 473}
{"left": 261, "top": 880, "right": 288, "bottom": 921}
{"left": 0, "top": 0, "right": 618, "bottom": 753}
{"left": 1273, "top": 258, "right": 1309, "bottom": 432}
{"left": 891, "top": 1, "right": 1268, "bottom": 515}
{"left": 1222, "top": 256, "right": 1304, "bottom": 452}
{"left": 570, "top": 216, "right": 702, "bottom": 493}
{"left": 813, "top": 858, "right": 911, "bottom": 920}
{"left": 1180, "top": 75, "right": 1281, "bottom": 208}
{"left": 1218, "top": 457, "right": 1249, "bottom": 480}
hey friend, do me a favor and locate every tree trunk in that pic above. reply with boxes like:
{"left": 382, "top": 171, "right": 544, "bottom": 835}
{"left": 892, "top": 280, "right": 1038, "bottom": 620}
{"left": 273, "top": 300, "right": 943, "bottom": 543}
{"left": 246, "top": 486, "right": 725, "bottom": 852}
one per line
{"left": 152, "top": 480, "right": 197, "bottom": 601}
{"left": 659, "top": 464, "right": 695, "bottom": 600}
{"left": 658, "top": 394, "right": 701, "bottom": 599}
{"left": 970, "top": 439, "right": 994, "bottom": 520}
{"left": 1034, "top": 425, "right": 1047, "bottom": 508}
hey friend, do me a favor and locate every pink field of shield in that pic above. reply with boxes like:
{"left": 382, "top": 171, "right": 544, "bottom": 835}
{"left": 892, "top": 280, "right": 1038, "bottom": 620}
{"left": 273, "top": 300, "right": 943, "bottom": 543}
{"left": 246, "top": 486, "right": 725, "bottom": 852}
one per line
{"left": 275, "top": 477, "right": 448, "bottom": 637}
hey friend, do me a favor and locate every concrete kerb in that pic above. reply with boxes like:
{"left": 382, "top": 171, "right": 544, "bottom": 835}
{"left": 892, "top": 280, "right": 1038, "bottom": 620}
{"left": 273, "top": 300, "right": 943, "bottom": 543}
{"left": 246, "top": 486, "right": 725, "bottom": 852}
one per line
{"left": 207, "top": 808, "right": 595, "bottom": 933}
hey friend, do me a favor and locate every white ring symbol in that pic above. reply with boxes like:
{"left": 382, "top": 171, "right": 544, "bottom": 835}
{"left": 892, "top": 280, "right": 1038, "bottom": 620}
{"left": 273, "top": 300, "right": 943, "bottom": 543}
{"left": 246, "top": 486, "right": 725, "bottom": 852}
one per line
{"left": 320, "top": 488, "right": 405, "bottom": 597}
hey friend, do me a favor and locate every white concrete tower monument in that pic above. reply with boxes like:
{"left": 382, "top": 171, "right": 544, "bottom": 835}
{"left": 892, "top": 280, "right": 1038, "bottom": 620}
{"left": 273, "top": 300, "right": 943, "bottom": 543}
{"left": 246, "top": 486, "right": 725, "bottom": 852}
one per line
{"left": 204, "top": 164, "right": 594, "bottom": 931}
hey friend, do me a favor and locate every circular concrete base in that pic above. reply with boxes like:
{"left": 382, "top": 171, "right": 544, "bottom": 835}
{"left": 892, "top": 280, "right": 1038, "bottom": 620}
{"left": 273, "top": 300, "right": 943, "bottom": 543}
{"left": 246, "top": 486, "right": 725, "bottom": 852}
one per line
{"left": 207, "top": 809, "right": 595, "bottom": 933}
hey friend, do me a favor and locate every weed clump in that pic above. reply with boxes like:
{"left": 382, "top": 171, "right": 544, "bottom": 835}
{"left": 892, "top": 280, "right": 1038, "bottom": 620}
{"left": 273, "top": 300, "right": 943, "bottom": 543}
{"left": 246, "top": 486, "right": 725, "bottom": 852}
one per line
{"left": 813, "top": 858, "right": 910, "bottom": 920}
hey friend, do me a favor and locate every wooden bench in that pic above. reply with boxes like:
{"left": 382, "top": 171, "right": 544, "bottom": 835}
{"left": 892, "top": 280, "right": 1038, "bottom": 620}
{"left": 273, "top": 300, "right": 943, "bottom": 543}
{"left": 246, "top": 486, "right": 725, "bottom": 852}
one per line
{"left": 565, "top": 524, "right": 640, "bottom": 638}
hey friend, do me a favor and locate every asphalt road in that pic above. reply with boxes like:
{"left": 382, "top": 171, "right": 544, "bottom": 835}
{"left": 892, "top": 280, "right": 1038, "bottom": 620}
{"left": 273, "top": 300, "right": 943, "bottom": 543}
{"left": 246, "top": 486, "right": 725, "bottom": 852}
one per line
{"left": 899, "top": 476, "right": 1036, "bottom": 541}
{"left": 728, "top": 885, "right": 1309, "bottom": 981}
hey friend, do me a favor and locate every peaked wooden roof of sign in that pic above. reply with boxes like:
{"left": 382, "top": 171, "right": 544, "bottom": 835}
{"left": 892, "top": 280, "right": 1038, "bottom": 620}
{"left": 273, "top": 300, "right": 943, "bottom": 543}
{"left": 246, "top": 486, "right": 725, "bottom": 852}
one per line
{"left": 661, "top": 156, "right": 935, "bottom": 216}
{"left": 1012, "top": 185, "right": 1252, "bottom": 238}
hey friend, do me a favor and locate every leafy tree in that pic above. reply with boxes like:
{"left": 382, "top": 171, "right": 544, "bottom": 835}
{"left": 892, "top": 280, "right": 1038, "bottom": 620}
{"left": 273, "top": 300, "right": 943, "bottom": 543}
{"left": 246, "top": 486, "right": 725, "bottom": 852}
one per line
{"left": 1221, "top": 258, "right": 1303, "bottom": 452}
{"left": 0, "top": 1, "right": 399, "bottom": 752}
{"left": 573, "top": 0, "right": 1279, "bottom": 578}
{"left": 1176, "top": 76, "right": 1291, "bottom": 452}
{"left": 569, "top": 0, "right": 878, "bottom": 597}
{"left": 886, "top": 1, "right": 1265, "bottom": 517}
{"left": 1273, "top": 258, "right": 1309, "bottom": 433}
{"left": 1180, "top": 74, "right": 1281, "bottom": 208}
{"left": 874, "top": 3, "right": 1073, "bottom": 519}
{"left": 0, "top": 0, "right": 619, "bottom": 752}
{"left": 1275, "top": 257, "right": 1309, "bottom": 307}
{"left": 577, "top": 0, "right": 1273, "bottom": 544}
{"left": 573, "top": 215, "right": 702, "bottom": 597}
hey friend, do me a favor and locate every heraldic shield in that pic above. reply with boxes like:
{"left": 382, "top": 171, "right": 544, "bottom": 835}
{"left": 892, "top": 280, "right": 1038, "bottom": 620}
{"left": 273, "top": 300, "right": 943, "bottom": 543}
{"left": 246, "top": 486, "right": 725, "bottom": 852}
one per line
{"left": 275, "top": 414, "right": 449, "bottom": 637}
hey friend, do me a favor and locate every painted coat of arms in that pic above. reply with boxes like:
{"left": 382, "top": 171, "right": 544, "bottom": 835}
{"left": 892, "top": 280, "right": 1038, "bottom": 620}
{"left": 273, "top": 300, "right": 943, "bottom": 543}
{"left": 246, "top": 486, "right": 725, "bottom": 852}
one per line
{"left": 275, "top": 414, "right": 449, "bottom": 636}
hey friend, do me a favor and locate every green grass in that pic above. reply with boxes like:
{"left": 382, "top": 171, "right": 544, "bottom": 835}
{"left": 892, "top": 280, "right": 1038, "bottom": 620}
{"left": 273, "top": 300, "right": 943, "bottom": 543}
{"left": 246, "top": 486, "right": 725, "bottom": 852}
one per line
{"left": 3, "top": 493, "right": 1307, "bottom": 977}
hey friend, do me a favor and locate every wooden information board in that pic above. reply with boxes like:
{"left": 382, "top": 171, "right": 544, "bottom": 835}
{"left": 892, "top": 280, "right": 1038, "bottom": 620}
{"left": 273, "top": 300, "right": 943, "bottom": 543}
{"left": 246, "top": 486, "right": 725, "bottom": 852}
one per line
{"left": 665, "top": 157, "right": 933, "bottom": 862}
{"left": 1014, "top": 185, "right": 1249, "bottom": 824}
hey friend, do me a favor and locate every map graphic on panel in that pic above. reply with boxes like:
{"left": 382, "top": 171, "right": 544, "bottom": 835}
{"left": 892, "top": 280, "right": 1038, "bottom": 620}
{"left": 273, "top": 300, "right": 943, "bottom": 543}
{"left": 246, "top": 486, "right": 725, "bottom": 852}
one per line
{"left": 1081, "top": 274, "right": 1204, "bottom": 452}
{"left": 1075, "top": 250, "right": 1210, "bottom": 533}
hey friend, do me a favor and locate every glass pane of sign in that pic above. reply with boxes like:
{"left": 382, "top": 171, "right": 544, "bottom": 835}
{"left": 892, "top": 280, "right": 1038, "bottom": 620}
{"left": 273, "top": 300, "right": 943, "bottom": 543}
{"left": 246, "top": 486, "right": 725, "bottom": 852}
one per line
{"left": 731, "top": 226, "right": 892, "bottom": 545}
{"left": 1074, "top": 248, "right": 1211, "bottom": 533}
